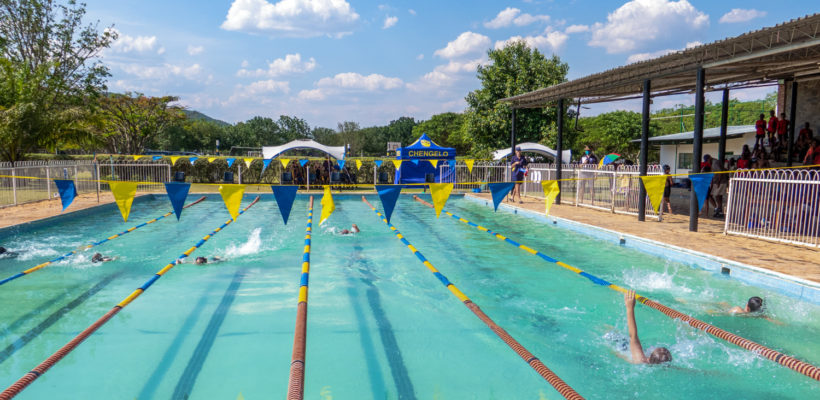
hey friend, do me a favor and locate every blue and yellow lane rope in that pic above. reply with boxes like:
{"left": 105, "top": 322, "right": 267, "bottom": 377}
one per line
{"left": 287, "top": 196, "right": 313, "bottom": 400}
{"left": 0, "top": 196, "right": 207, "bottom": 287}
{"left": 412, "top": 195, "right": 820, "bottom": 382}
{"left": 362, "top": 196, "right": 584, "bottom": 400}
{"left": 0, "top": 196, "right": 260, "bottom": 400}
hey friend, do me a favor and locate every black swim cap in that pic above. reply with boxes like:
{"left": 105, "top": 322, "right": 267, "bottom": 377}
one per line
{"left": 747, "top": 296, "right": 763, "bottom": 312}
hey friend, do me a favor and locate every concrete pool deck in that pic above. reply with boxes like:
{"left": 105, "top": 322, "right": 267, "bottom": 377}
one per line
{"left": 466, "top": 192, "right": 820, "bottom": 284}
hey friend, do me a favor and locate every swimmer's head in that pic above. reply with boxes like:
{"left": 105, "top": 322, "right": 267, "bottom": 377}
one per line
{"left": 648, "top": 347, "right": 672, "bottom": 364}
{"left": 0, "top": 247, "right": 6, "bottom": 254}
{"left": 746, "top": 296, "right": 763, "bottom": 312}
{"left": 195, "top": 256, "right": 207, "bottom": 265}
{"left": 351, "top": 224, "right": 359, "bottom": 233}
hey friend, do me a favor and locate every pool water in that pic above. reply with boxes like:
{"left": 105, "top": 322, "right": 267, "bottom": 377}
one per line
{"left": 0, "top": 194, "right": 818, "bottom": 399}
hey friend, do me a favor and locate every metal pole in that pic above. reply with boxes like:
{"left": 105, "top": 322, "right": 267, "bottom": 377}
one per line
{"left": 306, "top": 165, "right": 310, "bottom": 191}
{"left": 510, "top": 108, "right": 516, "bottom": 159}
{"left": 556, "top": 98, "right": 564, "bottom": 204}
{"left": 46, "top": 168, "right": 51, "bottom": 200}
{"left": 96, "top": 163, "right": 101, "bottom": 203}
{"left": 787, "top": 81, "right": 798, "bottom": 167}
{"left": 12, "top": 168, "right": 17, "bottom": 205}
{"left": 238, "top": 164, "right": 242, "bottom": 184}
{"left": 638, "top": 79, "right": 651, "bottom": 221}
{"left": 690, "top": 67, "right": 706, "bottom": 232}
{"left": 718, "top": 88, "right": 729, "bottom": 167}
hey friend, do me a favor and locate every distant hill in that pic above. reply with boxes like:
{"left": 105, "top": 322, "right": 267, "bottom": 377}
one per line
{"left": 183, "top": 110, "right": 231, "bottom": 127}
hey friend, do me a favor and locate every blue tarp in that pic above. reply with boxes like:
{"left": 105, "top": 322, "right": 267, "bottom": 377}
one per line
{"left": 395, "top": 133, "right": 456, "bottom": 184}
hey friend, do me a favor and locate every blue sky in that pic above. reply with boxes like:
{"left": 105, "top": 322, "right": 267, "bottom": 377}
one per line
{"left": 86, "top": 0, "right": 818, "bottom": 127}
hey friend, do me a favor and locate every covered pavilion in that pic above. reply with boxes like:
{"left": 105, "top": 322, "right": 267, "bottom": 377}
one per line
{"left": 261, "top": 139, "right": 346, "bottom": 160}
{"left": 492, "top": 142, "right": 572, "bottom": 163}
{"left": 501, "top": 13, "right": 820, "bottom": 231}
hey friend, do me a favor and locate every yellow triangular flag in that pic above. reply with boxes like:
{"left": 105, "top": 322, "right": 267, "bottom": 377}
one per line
{"left": 541, "top": 180, "right": 560, "bottom": 216}
{"left": 320, "top": 186, "right": 335, "bottom": 225}
{"left": 244, "top": 158, "right": 254, "bottom": 168}
{"left": 236, "top": 393, "right": 244, "bottom": 400}
{"left": 392, "top": 160, "right": 402, "bottom": 169}
{"left": 170, "top": 156, "right": 181, "bottom": 165}
{"left": 639, "top": 175, "right": 667, "bottom": 214}
{"left": 280, "top": 158, "right": 291, "bottom": 168}
{"left": 355, "top": 160, "right": 362, "bottom": 170}
{"left": 218, "top": 184, "right": 246, "bottom": 221}
{"left": 429, "top": 159, "right": 439, "bottom": 168}
{"left": 108, "top": 181, "right": 138, "bottom": 222}
{"left": 132, "top": 155, "right": 142, "bottom": 161}
{"left": 465, "top": 159, "right": 475, "bottom": 173}
{"left": 429, "top": 183, "right": 454, "bottom": 218}
{"left": 208, "top": 157, "right": 217, "bottom": 163}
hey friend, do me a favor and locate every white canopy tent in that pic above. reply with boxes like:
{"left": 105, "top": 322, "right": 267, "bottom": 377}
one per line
{"left": 493, "top": 142, "right": 572, "bottom": 163}
{"left": 262, "top": 139, "right": 346, "bottom": 160}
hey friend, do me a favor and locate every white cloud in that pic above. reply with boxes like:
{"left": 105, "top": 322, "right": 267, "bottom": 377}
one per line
{"left": 236, "top": 53, "right": 317, "bottom": 78}
{"left": 187, "top": 45, "right": 204, "bottom": 56}
{"left": 589, "top": 0, "right": 709, "bottom": 54}
{"left": 626, "top": 48, "right": 676, "bottom": 63}
{"left": 120, "top": 63, "right": 205, "bottom": 81}
{"left": 495, "top": 30, "right": 569, "bottom": 53}
{"left": 157, "top": 47, "right": 166, "bottom": 55}
{"left": 297, "top": 88, "right": 326, "bottom": 101}
{"left": 434, "top": 31, "right": 490, "bottom": 59}
{"left": 719, "top": 8, "right": 766, "bottom": 24}
{"left": 241, "top": 60, "right": 249, "bottom": 67}
{"left": 416, "top": 54, "right": 424, "bottom": 60}
{"left": 221, "top": 0, "right": 360, "bottom": 38}
{"left": 408, "top": 9, "right": 416, "bottom": 16}
{"left": 407, "top": 58, "right": 485, "bottom": 92}
{"left": 565, "top": 24, "right": 589, "bottom": 34}
{"left": 484, "top": 7, "right": 549, "bottom": 29}
{"left": 685, "top": 41, "right": 702, "bottom": 49}
{"left": 107, "top": 28, "right": 158, "bottom": 54}
{"left": 383, "top": 15, "right": 398, "bottom": 29}
{"left": 227, "top": 79, "right": 291, "bottom": 104}
{"left": 297, "top": 72, "right": 403, "bottom": 102}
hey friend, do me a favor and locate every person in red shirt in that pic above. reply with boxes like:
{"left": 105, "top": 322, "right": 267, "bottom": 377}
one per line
{"left": 767, "top": 110, "right": 778, "bottom": 146}
{"left": 804, "top": 138, "right": 820, "bottom": 168}
{"left": 754, "top": 113, "right": 766, "bottom": 148}
{"left": 797, "top": 122, "right": 814, "bottom": 159}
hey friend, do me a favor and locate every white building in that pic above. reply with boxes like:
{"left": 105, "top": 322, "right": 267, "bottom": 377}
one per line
{"left": 637, "top": 125, "right": 757, "bottom": 175}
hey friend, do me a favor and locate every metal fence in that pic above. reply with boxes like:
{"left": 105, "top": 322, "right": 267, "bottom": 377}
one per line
{"left": 725, "top": 169, "right": 820, "bottom": 248}
{"left": 439, "top": 162, "right": 509, "bottom": 192}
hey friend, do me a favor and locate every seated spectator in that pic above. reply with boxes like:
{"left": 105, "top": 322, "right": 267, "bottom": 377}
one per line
{"left": 797, "top": 122, "right": 814, "bottom": 160}
{"left": 805, "top": 138, "right": 820, "bottom": 168}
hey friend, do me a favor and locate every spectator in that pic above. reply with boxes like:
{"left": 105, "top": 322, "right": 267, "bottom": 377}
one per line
{"left": 710, "top": 158, "right": 728, "bottom": 218}
{"left": 805, "top": 138, "right": 820, "bottom": 168}
{"left": 767, "top": 110, "right": 779, "bottom": 146}
{"left": 776, "top": 112, "right": 789, "bottom": 144}
{"left": 700, "top": 154, "right": 712, "bottom": 172}
{"left": 797, "top": 122, "right": 814, "bottom": 160}
{"left": 754, "top": 114, "right": 766, "bottom": 148}
{"left": 580, "top": 145, "right": 598, "bottom": 165}
{"left": 662, "top": 165, "right": 673, "bottom": 215}
{"left": 737, "top": 151, "right": 751, "bottom": 170}
{"left": 509, "top": 146, "right": 528, "bottom": 204}
{"left": 579, "top": 146, "right": 598, "bottom": 202}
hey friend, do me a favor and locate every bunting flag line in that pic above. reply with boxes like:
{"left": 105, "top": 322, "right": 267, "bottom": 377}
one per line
{"left": 429, "top": 159, "right": 438, "bottom": 168}
{"left": 320, "top": 186, "right": 335, "bottom": 225}
{"left": 375, "top": 185, "right": 402, "bottom": 224}
{"left": 218, "top": 184, "right": 246, "bottom": 221}
{"left": 244, "top": 158, "right": 254, "bottom": 168}
{"left": 53, "top": 179, "right": 77, "bottom": 211}
{"left": 689, "top": 173, "right": 714, "bottom": 211}
{"left": 392, "top": 160, "right": 402, "bottom": 169}
{"left": 448, "top": 159, "right": 456, "bottom": 169}
{"left": 280, "top": 158, "right": 291, "bottom": 168}
{"left": 639, "top": 175, "right": 667, "bottom": 214}
{"left": 338, "top": 159, "right": 346, "bottom": 169}
{"left": 132, "top": 155, "right": 142, "bottom": 161}
{"left": 152, "top": 156, "right": 163, "bottom": 161}
{"left": 208, "top": 157, "right": 217, "bottom": 163}
{"left": 262, "top": 159, "right": 273, "bottom": 174}
{"left": 189, "top": 157, "right": 198, "bottom": 165}
{"left": 374, "top": 160, "right": 383, "bottom": 167}
{"left": 488, "top": 182, "right": 515, "bottom": 212}
{"left": 541, "top": 180, "right": 560, "bottom": 216}
{"left": 164, "top": 182, "right": 191, "bottom": 220}
{"left": 226, "top": 158, "right": 236, "bottom": 167}
{"left": 271, "top": 185, "right": 298, "bottom": 225}
{"left": 429, "top": 183, "right": 454, "bottom": 218}
{"left": 355, "top": 160, "right": 362, "bottom": 170}
{"left": 411, "top": 159, "right": 419, "bottom": 166}
{"left": 108, "top": 181, "right": 138, "bottom": 222}
{"left": 299, "top": 159, "right": 308, "bottom": 167}
{"left": 170, "top": 156, "right": 181, "bottom": 165}
{"left": 465, "top": 159, "right": 475, "bottom": 173}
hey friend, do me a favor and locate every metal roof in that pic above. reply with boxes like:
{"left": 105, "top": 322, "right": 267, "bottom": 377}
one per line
{"left": 503, "top": 14, "right": 820, "bottom": 108}
{"left": 631, "top": 125, "right": 756, "bottom": 144}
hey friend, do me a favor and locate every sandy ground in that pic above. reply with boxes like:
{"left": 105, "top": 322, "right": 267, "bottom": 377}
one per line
{"left": 0, "top": 193, "right": 118, "bottom": 229}
{"left": 467, "top": 192, "right": 820, "bottom": 283}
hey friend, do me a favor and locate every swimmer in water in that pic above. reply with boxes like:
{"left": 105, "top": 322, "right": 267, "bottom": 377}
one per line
{"left": 729, "top": 296, "right": 763, "bottom": 314}
{"left": 0, "top": 246, "right": 19, "bottom": 258}
{"left": 91, "top": 253, "right": 113, "bottom": 263}
{"left": 623, "top": 289, "right": 672, "bottom": 364}
{"left": 195, "top": 256, "right": 223, "bottom": 265}
{"left": 340, "top": 224, "right": 360, "bottom": 235}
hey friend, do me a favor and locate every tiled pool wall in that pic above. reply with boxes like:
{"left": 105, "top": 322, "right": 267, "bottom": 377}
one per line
{"left": 462, "top": 194, "right": 820, "bottom": 306}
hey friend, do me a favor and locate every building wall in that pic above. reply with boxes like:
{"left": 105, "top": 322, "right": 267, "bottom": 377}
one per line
{"left": 660, "top": 132, "right": 757, "bottom": 175}
{"left": 782, "top": 80, "right": 820, "bottom": 134}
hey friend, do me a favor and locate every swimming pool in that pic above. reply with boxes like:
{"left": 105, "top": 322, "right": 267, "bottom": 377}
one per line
{"left": 0, "top": 194, "right": 818, "bottom": 399}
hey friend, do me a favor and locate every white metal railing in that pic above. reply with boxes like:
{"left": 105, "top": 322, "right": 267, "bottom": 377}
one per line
{"left": 523, "top": 163, "right": 578, "bottom": 205}
{"left": 725, "top": 169, "right": 820, "bottom": 248}
{"left": 439, "top": 162, "right": 509, "bottom": 192}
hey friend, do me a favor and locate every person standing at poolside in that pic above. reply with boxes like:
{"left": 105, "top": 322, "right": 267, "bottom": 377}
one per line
{"left": 662, "top": 165, "right": 673, "bottom": 215}
{"left": 579, "top": 146, "right": 598, "bottom": 202}
{"left": 754, "top": 114, "right": 766, "bottom": 149}
{"left": 623, "top": 290, "right": 672, "bottom": 365}
{"left": 767, "top": 110, "right": 779, "bottom": 148}
{"left": 509, "top": 146, "right": 528, "bottom": 203}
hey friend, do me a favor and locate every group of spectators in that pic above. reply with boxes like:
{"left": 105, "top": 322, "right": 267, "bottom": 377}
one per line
{"left": 755, "top": 110, "right": 817, "bottom": 165}
{"left": 285, "top": 156, "right": 356, "bottom": 185}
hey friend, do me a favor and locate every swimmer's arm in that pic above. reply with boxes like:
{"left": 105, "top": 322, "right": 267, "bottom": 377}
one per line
{"left": 625, "top": 291, "right": 647, "bottom": 364}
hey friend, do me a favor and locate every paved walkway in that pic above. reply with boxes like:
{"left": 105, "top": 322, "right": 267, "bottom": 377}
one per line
{"left": 467, "top": 193, "right": 820, "bottom": 283}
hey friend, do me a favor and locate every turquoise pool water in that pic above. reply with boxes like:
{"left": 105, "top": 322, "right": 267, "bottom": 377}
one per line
{"left": 0, "top": 194, "right": 818, "bottom": 399}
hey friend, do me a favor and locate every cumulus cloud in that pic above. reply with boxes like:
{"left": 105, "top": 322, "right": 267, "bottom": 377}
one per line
{"left": 236, "top": 53, "right": 317, "bottom": 78}
{"left": 589, "top": 0, "right": 709, "bottom": 54}
{"left": 408, "top": 9, "right": 416, "bottom": 16}
{"left": 227, "top": 79, "right": 291, "bottom": 104}
{"left": 407, "top": 58, "right": 484, "bottom": 91}
{"left": 221, "top": 0, "right": 360, "bottom": 38}
{"left": 495, "top": 30, "right": 569, "bottom": 53}
{"left": 626, "top": 40, "right": 703, "bottom": 63}
{"left": 719, "top": 8, "right": 766, "bottom": 24}
{"left": 106, "top": 28, "right": 158, "bottom": 54}
{"left": 120, "top": 63, "right": 205, "bottom": 81}
{"left": 383, "top": 15, "right": 398, "bottom": 29}
{"left": 187, "top": 45, "right": 204, "bottom": 56}
{"left": 484, "top": 7, "right": 549, "bottom": 29}
{"left": 565, "top": 24, "right": 589, "bottom": 34}
{"left": 434, "top": 31, "right": 490, "bottom": 59}
{"left": 298, "top": 72, "right": 403, "bottom": 101}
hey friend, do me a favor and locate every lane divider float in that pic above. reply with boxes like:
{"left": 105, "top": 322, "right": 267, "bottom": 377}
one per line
{"left": 287, "top": 196, "right": 314, "bottom": 400}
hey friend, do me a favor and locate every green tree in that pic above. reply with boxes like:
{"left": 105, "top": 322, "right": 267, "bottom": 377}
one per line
{"left": 577, "top": 111, "right": 660, "bottom": 161}
{"left": 463, "top": 40, "right": 569, "bottom": 157}
{"left": 97, "top": 92, "right": 184, "bottom": 154}
{"left": 0, "top": 0, "right": 116, "bottom": 162}
{"left": 412, "top": 112, "right": 469, "bottom": 154}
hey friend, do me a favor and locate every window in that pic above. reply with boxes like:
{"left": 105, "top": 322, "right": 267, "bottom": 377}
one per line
{"left": 678, "top": 153, "right": 693, "bottom": 170}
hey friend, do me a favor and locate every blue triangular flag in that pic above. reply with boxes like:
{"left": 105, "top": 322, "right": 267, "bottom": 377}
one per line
{"left": 488, "top": 182, "right": 515, "bottom": 211}
{"left": 375, "top": 185, "right": 402, "bottom": 224}
{"left": 689, "top": 173, "right": 714, "bottom": 211}
{"left": 226, "top": 158, "right": 236, "bottom": 167}
{"left": 337, "top": 160, "right": 346, "bottom": 169}
{"left": 374, "top": 160, "right": 383, "bottom": 167}
{"left": 299, "top": 159, "right": 308, "bottom": 167}
{"left": 189, "top": 157, "right": 198, "bottom": 165}
{"left": 54, "top": 179, "right": 77, "bottom": 211}
{"left": 262, "top": 159, "right": 273, "bottom": 174}
{"left": 271, "top": 185, "right": 298, "bottom": 224}
{"left": 448, "top": 160, "right": 456, "bottom": 169}
{"left": 411, "top": 159, "right": 419, "bottom": 165}
{"left": 164, "top": 182, "right": 191, "bottom": 220}
{"left": 152, "top": 156, "right": 163, "bottom": 161}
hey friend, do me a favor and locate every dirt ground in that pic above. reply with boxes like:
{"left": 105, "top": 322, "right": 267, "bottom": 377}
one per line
{"left": 0, "top": 192, "right": 118, "bottom": 229}
{"left": 467, "top": 192, "right": 820, "bottom": 283}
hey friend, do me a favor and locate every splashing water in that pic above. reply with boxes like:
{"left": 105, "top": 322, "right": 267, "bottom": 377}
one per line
{"left": 224, "top": 228, "right": 263, "bottom": 258}
{"left": 621, "top": 263, "right": 693, "bottom": 295}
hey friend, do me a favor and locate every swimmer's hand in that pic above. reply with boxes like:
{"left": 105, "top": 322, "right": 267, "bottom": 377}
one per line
{"left": 624, "top": 290, "right": 637, "bottom": 309}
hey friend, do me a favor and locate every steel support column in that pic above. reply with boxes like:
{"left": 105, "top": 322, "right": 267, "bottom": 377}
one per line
{"left": 718, "top": 88, "right": 729, "bottom": 167}
{"left": 638, "top": 80, "right": 651, "bottom": 221}
{"left": 689, "top": 67, "right": 705, "bottom": 232}
{"left": 510, "top": 108, "right": 516, "bottom": 162}
{"left": 787, "top": 81, "right": 798, "bottom": 166}
{"left": 556, "top": 99, "right": 564, "bottom": 204}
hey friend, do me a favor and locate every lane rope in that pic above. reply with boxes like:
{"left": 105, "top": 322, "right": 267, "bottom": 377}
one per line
{"left": 287, "top": 196, "right": 314, "bottom": 400}
{"left": 362, "top": 196, "right": 585, "bottom": 400}
{"left": 0, "top": 196, "right": 206, "bottom": 287}
{"left": 413, "top": 195, "right": 820, "bottom": 382}
{"left": 0, "top": 196, "right": 260, "bottom": 399}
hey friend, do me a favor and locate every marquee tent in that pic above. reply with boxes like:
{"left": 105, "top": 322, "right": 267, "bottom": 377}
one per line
{"left": 395, "top": 133, "right": 456, "bottom": 184}
{"left": 262, "top": 139, "right": 346, "bottom": 160}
